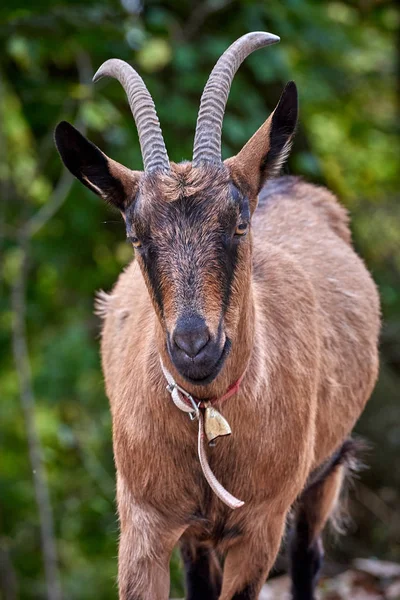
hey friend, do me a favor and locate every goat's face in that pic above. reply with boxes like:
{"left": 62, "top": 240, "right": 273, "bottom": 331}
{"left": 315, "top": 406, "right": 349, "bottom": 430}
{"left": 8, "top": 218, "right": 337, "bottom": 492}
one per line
{"left": 123, "top": 164, "right": 251, "bottom": 383}
{"left": 55, "top": 33, "right": 298, "bottom": 385}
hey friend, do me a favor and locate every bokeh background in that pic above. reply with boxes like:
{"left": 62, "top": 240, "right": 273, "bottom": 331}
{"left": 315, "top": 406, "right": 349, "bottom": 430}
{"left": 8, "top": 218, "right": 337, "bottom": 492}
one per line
{"left": 0, "top": 0, "right": 399, "bottom": 598}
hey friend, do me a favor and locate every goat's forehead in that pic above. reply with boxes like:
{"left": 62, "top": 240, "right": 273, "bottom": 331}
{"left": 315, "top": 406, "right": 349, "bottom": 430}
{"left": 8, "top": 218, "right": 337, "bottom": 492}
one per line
{"left": 130, "top": 164, "right": 237, "bottom": 224}
{"left": 142, "top": 163, "right": 231, "bottom": 201}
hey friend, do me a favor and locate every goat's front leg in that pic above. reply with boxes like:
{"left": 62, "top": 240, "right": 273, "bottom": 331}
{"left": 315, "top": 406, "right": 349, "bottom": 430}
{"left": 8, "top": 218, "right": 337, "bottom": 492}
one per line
{"left": 117, "top": 503, "right": 184, "bottom": 600}
{"left": 219, "top": 513, "right": 286, "bottom": 600}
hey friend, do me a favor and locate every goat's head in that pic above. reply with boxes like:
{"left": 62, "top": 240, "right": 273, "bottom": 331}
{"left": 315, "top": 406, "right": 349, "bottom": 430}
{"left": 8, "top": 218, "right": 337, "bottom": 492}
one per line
{"left": 55, "top": 32, "right": 298, "bottom": 386}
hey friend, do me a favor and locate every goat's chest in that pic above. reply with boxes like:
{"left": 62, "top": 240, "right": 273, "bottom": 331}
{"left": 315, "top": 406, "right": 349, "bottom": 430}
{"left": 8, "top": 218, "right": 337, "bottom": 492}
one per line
{"left": 113, "top": 390, "right": 314, "bottom": 519}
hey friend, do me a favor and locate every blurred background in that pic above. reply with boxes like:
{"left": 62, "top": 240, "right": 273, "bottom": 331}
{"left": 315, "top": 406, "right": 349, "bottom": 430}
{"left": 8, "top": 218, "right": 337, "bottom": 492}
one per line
{"left": 0, "top": 0, "right": 399, "bottom": 598}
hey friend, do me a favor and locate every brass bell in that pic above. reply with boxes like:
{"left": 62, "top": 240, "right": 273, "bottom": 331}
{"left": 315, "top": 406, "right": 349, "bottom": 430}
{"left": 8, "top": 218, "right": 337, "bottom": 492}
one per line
{"left": 204, "top": 405, "right": 232, "bottom": 445}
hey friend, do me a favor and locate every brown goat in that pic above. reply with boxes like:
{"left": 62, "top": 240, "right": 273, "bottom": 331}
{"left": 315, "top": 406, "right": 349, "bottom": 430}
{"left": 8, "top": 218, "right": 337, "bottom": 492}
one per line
{"left": 55, "top": 33, "right": 380, "bottom": 600}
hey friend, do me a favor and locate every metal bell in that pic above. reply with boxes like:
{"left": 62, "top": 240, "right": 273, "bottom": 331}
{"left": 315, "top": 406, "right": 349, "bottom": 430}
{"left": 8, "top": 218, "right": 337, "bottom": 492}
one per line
{"left": 204, "top": 406, "right": 232, "bottom": 444}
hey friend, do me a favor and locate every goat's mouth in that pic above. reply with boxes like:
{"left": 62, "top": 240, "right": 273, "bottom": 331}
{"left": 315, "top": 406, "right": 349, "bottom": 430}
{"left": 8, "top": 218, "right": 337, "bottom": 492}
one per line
{"left": 167, "top": 337, "right": 231, "bottom": 386}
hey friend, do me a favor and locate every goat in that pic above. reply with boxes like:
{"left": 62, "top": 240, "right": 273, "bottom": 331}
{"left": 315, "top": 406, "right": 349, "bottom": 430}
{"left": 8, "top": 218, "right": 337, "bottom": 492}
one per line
{"left": 55, "top": 32, "right": 380, "bottom": 600}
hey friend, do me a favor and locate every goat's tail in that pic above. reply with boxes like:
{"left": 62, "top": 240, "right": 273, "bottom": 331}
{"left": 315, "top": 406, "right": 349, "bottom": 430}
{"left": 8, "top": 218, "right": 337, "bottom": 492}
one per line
{"left": 289, "top": 438, "right": 368, "bottom": 596}
{"left": 329, "top": 437, "right": 369, "bottom": 536}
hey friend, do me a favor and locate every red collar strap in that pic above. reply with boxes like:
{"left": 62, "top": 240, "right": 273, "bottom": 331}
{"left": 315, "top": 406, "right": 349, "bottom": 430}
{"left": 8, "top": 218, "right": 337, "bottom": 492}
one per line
{"left": 195, "top": 372, "right": 245, "bottom": 409}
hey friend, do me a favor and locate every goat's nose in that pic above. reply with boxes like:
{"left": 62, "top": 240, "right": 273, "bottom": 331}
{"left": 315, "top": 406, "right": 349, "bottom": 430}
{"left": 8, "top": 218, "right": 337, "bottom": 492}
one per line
{"left": 173, "top": 316, "right": 210, "bottom": 358}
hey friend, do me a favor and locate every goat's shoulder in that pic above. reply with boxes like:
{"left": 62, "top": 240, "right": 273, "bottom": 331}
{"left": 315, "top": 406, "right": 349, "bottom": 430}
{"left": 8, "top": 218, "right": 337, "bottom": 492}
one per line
{"left": 256, "top": 175, "right": 351, "bottom": 245}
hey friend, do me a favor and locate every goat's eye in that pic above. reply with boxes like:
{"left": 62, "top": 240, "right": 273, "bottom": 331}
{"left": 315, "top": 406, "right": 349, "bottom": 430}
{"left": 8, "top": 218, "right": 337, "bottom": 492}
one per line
{"left": 235, "top": 222, "right": 248, "bottom": 236}
{"left": 128, "top": 236, "right": 142, "bottom": 249}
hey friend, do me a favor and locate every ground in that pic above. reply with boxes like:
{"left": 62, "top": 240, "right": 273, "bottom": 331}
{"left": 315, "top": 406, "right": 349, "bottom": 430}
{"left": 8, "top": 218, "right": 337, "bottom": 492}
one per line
{"left": 172, "top": 559, "right": 400, "bottom": 600}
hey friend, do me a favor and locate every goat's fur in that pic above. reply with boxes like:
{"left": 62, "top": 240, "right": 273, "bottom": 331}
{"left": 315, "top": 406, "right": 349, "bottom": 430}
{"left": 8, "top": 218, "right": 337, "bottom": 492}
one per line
{"left": 55, "top": 75, "right": 380, "bottom": 599}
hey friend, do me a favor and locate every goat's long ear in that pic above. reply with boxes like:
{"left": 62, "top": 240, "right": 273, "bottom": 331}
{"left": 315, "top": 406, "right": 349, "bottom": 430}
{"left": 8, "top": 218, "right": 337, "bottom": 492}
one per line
{"left": 54, "top": 121, "right": 141, "bottom": 211}
{"left": 226, "top": 81, "right": 298, "bottom": 199}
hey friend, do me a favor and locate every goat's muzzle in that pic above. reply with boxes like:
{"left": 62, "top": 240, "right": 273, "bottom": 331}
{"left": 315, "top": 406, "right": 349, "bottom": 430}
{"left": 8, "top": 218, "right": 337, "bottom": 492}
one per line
{"left": 167, "top": 314, "right": 230, "bottom": 385}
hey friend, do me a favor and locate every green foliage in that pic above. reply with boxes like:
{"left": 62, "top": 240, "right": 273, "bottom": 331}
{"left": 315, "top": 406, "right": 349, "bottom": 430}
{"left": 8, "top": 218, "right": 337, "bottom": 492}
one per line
{"left": 0, "top": 1, "right": 399, "bottom": 597}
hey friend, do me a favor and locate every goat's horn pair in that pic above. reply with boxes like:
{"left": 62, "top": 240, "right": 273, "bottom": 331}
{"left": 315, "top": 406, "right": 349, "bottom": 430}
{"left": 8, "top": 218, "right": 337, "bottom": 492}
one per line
{"left": 93, "top": 32, "right": 279, "bottom": 172}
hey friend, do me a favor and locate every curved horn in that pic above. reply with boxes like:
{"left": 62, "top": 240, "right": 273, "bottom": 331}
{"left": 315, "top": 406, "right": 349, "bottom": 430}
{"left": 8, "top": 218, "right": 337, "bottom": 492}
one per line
{"left": 93, "top": 59, "right": 170, "bottom": 173}
{"left": 192, "top": 32, "right": 280, "bottom": 167}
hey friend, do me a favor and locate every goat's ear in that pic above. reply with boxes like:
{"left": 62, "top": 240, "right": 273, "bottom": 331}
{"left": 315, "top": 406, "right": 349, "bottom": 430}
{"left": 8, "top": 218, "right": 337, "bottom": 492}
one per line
{"left": 226, "top": 81, "right": 298, "bottom": 199}
{"left": 54, "top": 121, "right": 141, "bottom": 211}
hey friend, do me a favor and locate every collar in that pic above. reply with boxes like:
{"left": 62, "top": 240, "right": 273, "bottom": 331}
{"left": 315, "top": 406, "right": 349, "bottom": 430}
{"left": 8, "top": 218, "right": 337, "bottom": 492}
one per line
{"left": 160, "top": 359, "right": 245, "bottom": 415}
{"left": 162, "top": 364, "right": 245, "bottom": 412}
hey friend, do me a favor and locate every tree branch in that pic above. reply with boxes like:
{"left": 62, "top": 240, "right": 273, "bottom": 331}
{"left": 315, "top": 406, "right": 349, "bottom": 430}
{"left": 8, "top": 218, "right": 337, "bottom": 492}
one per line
{"left": 25, "top": 168, "right": 74, "bottom": 238}
{"left": 0, "top": 536, "right": 18, "bottom": 600}
{"left": 11, "top": 231, "right": 62, "bottom": 600}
